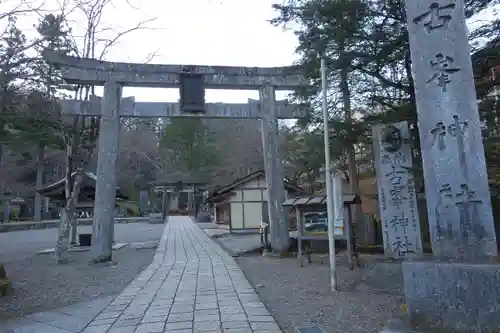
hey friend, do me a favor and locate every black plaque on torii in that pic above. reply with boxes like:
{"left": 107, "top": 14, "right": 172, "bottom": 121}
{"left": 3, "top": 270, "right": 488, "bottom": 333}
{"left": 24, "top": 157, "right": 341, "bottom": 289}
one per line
{"left": 179, "top": 68, "right": 205, "bottom": 113}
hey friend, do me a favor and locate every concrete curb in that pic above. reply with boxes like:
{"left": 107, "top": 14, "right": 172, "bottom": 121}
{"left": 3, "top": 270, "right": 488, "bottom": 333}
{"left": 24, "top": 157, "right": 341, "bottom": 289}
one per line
{"left": 209, "top": 236, "right": 241, "bottom": 257}
{"left": 199, "top": 227, "right": 263, "bottom": 258}
{"left": 0, "top": 217, "right": 152, "bottom": 233}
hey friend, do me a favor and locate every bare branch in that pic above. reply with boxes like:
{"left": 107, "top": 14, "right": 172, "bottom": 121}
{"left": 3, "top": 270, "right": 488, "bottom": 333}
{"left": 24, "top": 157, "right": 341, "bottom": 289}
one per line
{"left": 139, "top": 48, "right": 161, "bottom": 64}
{"left": 0, "top": 0, "right": 45, "bottom": 21}
{"left": 97, "top": 17, "right": 157, "bottom": 60}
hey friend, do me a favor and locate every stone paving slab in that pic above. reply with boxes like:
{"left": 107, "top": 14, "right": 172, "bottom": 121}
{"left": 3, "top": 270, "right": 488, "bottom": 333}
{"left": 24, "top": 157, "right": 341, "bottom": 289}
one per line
{"left": 80, "top": 216, "right": 281, "bottom": 333}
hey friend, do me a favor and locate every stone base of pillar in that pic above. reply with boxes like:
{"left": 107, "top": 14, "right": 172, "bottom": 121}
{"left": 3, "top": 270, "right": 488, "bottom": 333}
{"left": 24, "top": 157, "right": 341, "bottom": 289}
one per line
{"left": 402, "top": 261, "right": 500, "bottom": 332}
{"left": 379, "top": 319, "right": 418, "bottom": 333}
{"left": 91, "top": 255, "right": 112, "bottom": 264}
{"left": 261, "top": 250, "right": 280, "bottom": 258}
{"left": 148, "top": 213, "right": 164, "bottom": 224}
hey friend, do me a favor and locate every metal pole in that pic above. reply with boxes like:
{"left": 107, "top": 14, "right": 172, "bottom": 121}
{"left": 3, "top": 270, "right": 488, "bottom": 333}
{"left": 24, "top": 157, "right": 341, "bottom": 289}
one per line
{"left": 321, "top": 56, "right": 336, "bottom": 291}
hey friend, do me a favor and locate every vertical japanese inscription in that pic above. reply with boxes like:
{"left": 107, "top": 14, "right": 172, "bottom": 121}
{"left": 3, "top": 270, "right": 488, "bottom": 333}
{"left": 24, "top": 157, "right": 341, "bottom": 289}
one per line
{"left": 435, "top": 182, "right": 488, "bottom": 258}
{"left": 405, "top": 0, "right": 497, "bottom": 259}
{"left": 413, "top": 2, "right": 461, "bottom": 92}
{"left": 413, "top": 2, "right": 456, "bottom": 33}
{"left": 430, "top": 115, "right": 469, "bottom": 177}
{"left": 372, "top": 121, "right": 423, "bottom": 258}
{"left": 427, "top": 53, "right": 460, "bottom": 92}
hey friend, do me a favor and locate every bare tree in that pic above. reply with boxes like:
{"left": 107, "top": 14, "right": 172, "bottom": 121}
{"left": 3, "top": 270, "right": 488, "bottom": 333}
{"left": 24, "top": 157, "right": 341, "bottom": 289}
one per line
{"left": 46, "top": 0, "right": 156, "bottom": 263}
{"left": 119, "top": 128, "right": 160, "bottom": 189}
{"left": 0, "top": 0, "right": 45, "bottom": 22}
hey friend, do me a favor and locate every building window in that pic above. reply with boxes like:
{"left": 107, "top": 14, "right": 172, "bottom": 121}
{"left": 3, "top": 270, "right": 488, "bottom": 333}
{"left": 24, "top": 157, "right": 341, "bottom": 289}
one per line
{"left": 52, "top": 164, "right": 63, "bottom": 177}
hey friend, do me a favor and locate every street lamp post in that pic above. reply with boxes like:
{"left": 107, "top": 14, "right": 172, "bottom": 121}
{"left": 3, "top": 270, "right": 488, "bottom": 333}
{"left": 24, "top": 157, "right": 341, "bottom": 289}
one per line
{"left": 320, "top": 55, "right": 337, "bottom": 291}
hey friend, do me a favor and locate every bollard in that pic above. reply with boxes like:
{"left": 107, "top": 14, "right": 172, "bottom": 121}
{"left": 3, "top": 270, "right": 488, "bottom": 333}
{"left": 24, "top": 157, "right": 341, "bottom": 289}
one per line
{"left": 260, "top": 223, "right": 264, "bottom": 245}
{"left": 264, "top": 225, "right": 270, "bottom": 250}
{"left": 260, "top": 221, "right": 271, "bottom": 252}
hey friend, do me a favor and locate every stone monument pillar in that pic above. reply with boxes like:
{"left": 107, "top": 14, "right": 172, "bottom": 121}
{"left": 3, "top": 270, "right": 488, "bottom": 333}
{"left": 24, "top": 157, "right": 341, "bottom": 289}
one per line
{"left": 139, "top": 189, "right": 149, "bottom": 216}
{"left": 407, "top": 0, "right": 496, "bottom": 260}
{"left": 372, "top": 121, "right": 423, "bottom": 259}
{"left": 401, "top": 0, "right": 500, "bottom": 330}
{"left": 91, "top": 81, "right": 122, "bottom": 263}
{"left": 44, "top": 197, "right": 50, "bottom": 215}
{"left": 2, "top": 198, "right": 9, "bottom": 223}
{"left": 260, "top": 84, "right": 289, "bottom": 253}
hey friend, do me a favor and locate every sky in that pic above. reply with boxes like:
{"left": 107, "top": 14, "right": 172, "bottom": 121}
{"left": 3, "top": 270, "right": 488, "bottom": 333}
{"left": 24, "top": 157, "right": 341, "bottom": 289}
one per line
{"left": 7, "top": 0, "right": 299, "bottom": 103}
{"left": 4, "top": 0, "right": 497, "bottom": 105}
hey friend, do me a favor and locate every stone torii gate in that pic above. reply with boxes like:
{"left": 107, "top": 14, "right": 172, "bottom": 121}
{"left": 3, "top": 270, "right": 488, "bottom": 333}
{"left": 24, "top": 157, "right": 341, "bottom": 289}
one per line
{"left": 45, "top": 51, "right": 308, "bottom": 262}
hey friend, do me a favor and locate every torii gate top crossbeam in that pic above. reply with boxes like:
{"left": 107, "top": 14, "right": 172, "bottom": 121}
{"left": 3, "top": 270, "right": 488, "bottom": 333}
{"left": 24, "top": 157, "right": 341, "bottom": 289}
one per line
{"left": 44, "top": 51, "right": 307, "bottom": 90}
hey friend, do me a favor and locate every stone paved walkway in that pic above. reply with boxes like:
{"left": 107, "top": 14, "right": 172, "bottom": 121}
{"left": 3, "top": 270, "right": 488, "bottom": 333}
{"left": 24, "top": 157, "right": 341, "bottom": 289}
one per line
{"left": 81, "top": 216, "right": 280, "bottom": 333}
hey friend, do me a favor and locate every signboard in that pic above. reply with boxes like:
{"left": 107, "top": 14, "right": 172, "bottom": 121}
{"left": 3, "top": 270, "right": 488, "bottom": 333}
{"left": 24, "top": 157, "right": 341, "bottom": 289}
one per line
{"left": 303, "top": 211, "right": 345, "bottom": 237}
{"left": 180, "top": 73, "right": 205, "bottom": 112}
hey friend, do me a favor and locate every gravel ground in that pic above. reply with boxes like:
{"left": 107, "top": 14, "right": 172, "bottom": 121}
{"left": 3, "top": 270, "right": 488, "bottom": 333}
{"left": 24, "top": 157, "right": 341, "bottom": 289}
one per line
{"left": 0, "top": 223, "right": 165, "bottom": 322}
{"left": 237, "top": 253, "right": 405, "bottom": 333}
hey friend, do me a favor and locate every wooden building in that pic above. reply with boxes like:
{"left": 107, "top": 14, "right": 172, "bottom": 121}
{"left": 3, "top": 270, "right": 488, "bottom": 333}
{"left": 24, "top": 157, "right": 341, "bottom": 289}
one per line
{"left": 37, "top": 171, "right": 128, "bottom": 214}
{"left": 206, "top": 170, "right": 303, "bottom": 230}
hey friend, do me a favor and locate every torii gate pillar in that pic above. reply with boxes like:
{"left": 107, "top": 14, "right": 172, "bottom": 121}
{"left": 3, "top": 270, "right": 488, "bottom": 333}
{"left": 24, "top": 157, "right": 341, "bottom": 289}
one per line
{"left": 260, "top": 85, "right": 289, "bottom": 253}
{"left": 91, "top": 81, "right": 122, "bottom": 262}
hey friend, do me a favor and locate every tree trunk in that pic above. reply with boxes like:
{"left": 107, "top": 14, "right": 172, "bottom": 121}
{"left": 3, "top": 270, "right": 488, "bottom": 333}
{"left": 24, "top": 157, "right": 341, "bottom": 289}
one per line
{"left": 54, "top": 170, "right": 83, "bottom": 263}
{"left": 34, "top": 144, "right": 44, "bottom": 222}
{"left": 55, "top": 208, "right": 70, "bottom": 264}
{"left": 0, "top": 143, "right": 9, "bottom": 223}
{"left": 69, "top": 213, "right": 78, "bottom": 245}
{"left": 339, "top": 67, "right": 358, "bottom": 193}
{"left": 69, "top": 170, "right": 84, "bottom": 245}
{"left": 340, "top": 65, "right": 358, "bottom": 268}
{"left": 55, "top": 134, "right": 84, "bottom": 263}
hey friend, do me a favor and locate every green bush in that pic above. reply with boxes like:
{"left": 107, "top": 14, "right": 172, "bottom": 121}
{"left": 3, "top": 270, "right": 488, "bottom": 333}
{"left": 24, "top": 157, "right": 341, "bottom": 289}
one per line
{"left": 0, "top": 264, "right": 6, "bottom": 279}
{"left": 118, "top": 201, "right": 140, "bottom": 217}
{"left": 0, "top": 264, "right": 12, "bottom": 297}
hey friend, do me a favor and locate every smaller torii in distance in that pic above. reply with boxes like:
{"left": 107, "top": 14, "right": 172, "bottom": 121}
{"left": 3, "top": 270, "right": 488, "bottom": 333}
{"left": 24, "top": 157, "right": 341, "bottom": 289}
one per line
{"left": 45, "top": 50, "right": 309, "bottom": 261}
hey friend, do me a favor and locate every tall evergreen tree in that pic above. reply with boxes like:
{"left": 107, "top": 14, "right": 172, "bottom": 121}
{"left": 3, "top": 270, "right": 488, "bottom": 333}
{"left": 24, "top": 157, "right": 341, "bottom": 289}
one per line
{"left": 10, "top": 14, "right": 73, "bottom": 221}
{"left": 0, "top": 15, "right": 32, "bottom": 217}
{"left": 159, "top": 118, "right": 219, "bottom": 177}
